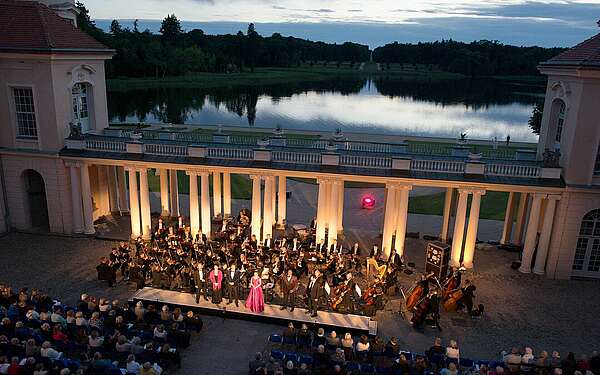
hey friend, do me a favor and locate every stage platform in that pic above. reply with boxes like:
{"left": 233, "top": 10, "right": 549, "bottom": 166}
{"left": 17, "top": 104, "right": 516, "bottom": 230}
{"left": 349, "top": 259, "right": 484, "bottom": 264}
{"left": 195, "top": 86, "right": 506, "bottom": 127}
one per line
{"left": 130, "top": 287, "right": 377, "bottom": 335}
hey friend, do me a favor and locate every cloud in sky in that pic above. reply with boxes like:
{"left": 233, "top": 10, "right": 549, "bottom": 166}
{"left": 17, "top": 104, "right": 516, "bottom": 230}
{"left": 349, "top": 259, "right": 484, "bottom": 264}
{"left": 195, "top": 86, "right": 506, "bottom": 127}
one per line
{"left": 88, "top": 0, "right": 600, "bottom": 47}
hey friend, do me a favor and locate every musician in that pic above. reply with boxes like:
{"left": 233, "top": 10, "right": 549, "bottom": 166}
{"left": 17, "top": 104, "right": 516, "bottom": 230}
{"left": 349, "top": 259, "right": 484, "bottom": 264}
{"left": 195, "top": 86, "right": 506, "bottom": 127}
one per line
{"left": 306, "top": 269, "right": 325, "bottom": 317}
{"left": 428, "top": 290, "right": 442, "bottom": 332}
{"left": 263, "top": 234, "right": 273, "bottom": 250}
{"left": 310, "top": 217, "right": 317, "bottom": 231}
{"left": 193, "top": 262, "right": 208, "bottom": 303}
{"left": 225, "top": 263, "right": 241, "bottom": 307}
{"left": 209, "top": 265, "right": 223, "bottom": 305}
{"left": 370, "top": 245, "right": 381, "bottom": 259}
{"left": 351, "top": 243, "right": 360, "bottom": 257}
{"left": 329, "top": 239, "right": 342, "bottom": 254}
{"left": 249, "top": 235, "right": 258, "bottom": 251}
{"left": 387, "top": 249, "right": 402, "bottom": 269}
{"left": 461, "top": 279, "right": 476, "bottom": 314}
{"left": 341, "top": 273, "right": 358, "bottom": 314}
{"left": 294, "top": 251, "right": 308, "bottom": 278}
{"left": 195, "top": 230, "right": 207, "bottom": 245}
{"left": 291, "top": 237, "right": 299, "bottom": 252}
{"left": 315, "top": 239, "right": 327, "bottom": 258}
{"left": 279, "top": 269, "right": 298, "bottom": 312}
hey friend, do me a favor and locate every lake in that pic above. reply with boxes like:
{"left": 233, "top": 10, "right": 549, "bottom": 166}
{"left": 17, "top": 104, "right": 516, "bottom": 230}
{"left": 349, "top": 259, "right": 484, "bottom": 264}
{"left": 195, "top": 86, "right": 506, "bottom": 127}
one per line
{"left": 107, "top": 76, "right": 545, "bottom": 142}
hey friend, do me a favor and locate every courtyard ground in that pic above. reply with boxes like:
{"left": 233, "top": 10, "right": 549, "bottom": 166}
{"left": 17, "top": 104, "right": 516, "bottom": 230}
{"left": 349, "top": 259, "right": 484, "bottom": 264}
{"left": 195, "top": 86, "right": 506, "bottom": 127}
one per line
{"left": 0, "top": 232, "right": 599, "bottom": 375}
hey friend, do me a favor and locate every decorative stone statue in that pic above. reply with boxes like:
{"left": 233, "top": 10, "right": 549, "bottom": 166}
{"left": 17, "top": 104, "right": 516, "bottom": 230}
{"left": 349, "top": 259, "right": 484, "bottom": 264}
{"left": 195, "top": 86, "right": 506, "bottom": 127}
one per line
{"left": 68, "top": 121, "right": 83, "bottom": 139}
{"left": 542, "top": 148, "right": 561, "bottom": 168}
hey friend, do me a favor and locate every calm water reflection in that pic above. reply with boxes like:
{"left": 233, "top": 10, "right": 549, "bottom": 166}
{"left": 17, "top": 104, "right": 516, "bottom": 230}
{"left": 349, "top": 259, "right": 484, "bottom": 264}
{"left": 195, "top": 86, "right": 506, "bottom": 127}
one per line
{"left": 108, "top": 77, "right": 544, "bottom": 142}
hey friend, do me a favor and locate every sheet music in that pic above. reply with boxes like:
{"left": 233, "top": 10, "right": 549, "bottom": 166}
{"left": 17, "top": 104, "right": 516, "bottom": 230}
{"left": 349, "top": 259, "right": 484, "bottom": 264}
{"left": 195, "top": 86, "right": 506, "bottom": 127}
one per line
{"left": 355, "top": 284, "right": 362, "bottom": 296}
{"left": 324, "top": 282, "right": 331, "bottom": 295}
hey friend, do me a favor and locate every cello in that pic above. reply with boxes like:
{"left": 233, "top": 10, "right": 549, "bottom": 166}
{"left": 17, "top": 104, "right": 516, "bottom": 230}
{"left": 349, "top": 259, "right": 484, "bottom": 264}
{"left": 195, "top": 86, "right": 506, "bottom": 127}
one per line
{"left": 410, "top": 296, "right": 431, "bottom": 327}
{"left": 405, "top": 283, "right": 424, "bottom": 311}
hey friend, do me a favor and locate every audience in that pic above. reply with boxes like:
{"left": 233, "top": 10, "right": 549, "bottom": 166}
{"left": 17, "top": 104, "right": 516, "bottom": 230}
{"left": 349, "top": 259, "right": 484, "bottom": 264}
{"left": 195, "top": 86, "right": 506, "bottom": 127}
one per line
{"left": 0, "top": 284, "right": 202, "bottom": 375}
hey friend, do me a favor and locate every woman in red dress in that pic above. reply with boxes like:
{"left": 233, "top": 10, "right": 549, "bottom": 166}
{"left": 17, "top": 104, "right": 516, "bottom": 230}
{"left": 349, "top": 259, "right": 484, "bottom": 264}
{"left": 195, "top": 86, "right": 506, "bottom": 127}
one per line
{"left": 245, "top": 271, "right": 264, "bottom": 313}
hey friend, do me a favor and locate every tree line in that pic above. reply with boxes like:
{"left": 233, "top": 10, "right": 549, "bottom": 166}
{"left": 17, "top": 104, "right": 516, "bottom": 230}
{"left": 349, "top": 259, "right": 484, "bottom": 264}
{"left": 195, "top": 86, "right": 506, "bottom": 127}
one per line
{"left": 76, "top": 2, "right": 565, "bottom": 79}
{"left": 373, "top": 40, "right": 565, "bottom": 76}
{"left": 75, "top": 3, "right": 369, "bottom": 78}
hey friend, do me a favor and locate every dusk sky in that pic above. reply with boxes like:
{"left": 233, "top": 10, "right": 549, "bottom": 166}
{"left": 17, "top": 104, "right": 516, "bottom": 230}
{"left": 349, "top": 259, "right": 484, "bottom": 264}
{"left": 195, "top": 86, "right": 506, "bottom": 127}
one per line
{"left": 88, "top": 0, "right": 600, "bottom": 48}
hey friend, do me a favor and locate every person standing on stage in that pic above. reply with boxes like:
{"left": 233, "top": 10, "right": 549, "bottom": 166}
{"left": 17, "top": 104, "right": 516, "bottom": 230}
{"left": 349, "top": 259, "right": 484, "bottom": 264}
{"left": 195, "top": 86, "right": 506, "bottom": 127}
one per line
{"left": 245, "top": 271, "right": 265, "bottom": 313}
{"left": 193, "top": 262, "right": 208, "bottom": 303}
{"left": 279, "top": 269, "right": 298, "bottom": 312}
{"left": 341, "top": 273, "right": 358, "bottom": 314}
{"left": 209, "top": 264, "right": 223, "bottom": 305}
{"left": 225, "top": 263, "right": 241, "bottom": 307}
{"left": 461, "top": 279, "right": 477, "bottom": 314}
{"left": 306, "top": 269, "right": 325, "bottom": 317}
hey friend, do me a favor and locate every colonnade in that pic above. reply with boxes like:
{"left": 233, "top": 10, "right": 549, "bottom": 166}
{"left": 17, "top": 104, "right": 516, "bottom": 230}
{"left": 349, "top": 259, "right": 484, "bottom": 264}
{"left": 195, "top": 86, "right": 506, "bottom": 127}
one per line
{"left": 66, "top": 160, "right": 561, "bottom": 274}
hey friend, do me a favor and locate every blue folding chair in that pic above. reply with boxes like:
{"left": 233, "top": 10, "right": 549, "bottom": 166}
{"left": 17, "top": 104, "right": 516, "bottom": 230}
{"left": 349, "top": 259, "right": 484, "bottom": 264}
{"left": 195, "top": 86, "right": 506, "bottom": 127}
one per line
{"left": 460, "top": 358, "right": 475, "bottom": 368}
{"left": 299, "top": 355, "right": 313, "bottom": 366}
{"left": 283, "top": 335, "right": 297, "bottom": 348}
{"left": 269, "top": 334, "right": 283, "bottom": 346}
{"left": 285, "top": 353, "right": 299, "bottom": 363}
{"left": 271, "top": 349, "right": 285, "bottom": 361}
{"left": 360, "top": 363, "right": 376, "bottom": 373}
{"left": 346, "top": 362, "right": 360, "bottom": 371}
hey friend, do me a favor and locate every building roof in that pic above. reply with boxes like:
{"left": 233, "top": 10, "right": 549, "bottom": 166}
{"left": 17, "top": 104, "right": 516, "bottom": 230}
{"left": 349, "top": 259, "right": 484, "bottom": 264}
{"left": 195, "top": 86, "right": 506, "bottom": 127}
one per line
{"left": 0, "top": 1, "right": 113, "bottom": 54}
{"left": 540, "top": 32, "right": 600, "bottom": 69}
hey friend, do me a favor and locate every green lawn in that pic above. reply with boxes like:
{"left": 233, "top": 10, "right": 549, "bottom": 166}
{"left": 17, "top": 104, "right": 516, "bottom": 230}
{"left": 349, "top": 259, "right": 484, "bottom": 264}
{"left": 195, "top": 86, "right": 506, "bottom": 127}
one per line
{"left": 147, "top": 171, "right": 252, "bottom": 200}
{"left": 409, "top": 191, "right": 509, "bottom": 220}
{"left": 107, "top": 67, "right": 465, "bottom": 91}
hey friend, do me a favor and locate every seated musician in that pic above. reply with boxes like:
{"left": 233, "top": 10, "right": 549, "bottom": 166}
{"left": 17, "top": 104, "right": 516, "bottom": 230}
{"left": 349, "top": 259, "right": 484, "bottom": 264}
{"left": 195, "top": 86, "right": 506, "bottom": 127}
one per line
{"left": 387, "top": 248, "right": 402, "bottom": 269}
{"left": 195, "top": 230, "right": 207, "bottom": 245}
{"left": 310, "top": 217, "right": 317, "bottom": 231}
{"left": 249, "top": 235, "right": 258, "bottom": 251}
{"left": 350, "top": 243, "right": 360, "bottom": 257}
{"left": 291, "top": 237, "right": 299, "bottom": 252}
{"left": 263, "top": 234, "right": 272, "bottom": 250}
{"left": 294, "top": 251, "right": 308, "bottom": 278}
{"left": 315, "top": 239, "right": 327, "bottom": 258}
{"left": 370, "top": 245, "right": 382, "bottom": 260}
{"left": 177, "top": 216, "right": 185, "bottom": 234}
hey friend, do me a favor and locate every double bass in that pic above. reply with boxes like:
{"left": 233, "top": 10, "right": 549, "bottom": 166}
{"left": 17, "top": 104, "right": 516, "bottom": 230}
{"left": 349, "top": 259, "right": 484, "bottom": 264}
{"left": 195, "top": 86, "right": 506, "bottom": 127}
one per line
{"left": 405, "top": 283, "right": 424, "bottom": 311}
{"left": 410, "top": 296, "right": 431, "bottom": 327}
{"left": 442, "top": 289, "right": 464, "bottom": 312}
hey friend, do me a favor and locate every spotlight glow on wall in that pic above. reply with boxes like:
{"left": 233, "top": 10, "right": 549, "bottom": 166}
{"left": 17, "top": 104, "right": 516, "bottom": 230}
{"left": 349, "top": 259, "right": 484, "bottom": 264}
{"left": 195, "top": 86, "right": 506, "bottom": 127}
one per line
{"left": 361, "top": 195, "right": 375, "bottom": 209}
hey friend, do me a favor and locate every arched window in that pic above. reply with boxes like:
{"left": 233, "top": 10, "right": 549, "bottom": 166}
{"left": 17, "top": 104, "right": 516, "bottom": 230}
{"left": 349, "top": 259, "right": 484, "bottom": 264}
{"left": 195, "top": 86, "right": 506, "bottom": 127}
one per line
{"left": 573, "top": 209, "right": 600, "bottom": 277}
{"left": 72, "top": 83, "right": 91, "bottom": 133}
{"left": 555, "top": 101, "right": 566, "bottom": 143}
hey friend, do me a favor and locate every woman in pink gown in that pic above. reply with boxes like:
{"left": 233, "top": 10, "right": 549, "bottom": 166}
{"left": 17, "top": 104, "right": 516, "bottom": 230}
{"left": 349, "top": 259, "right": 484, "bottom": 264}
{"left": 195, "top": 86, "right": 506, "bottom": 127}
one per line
{"left": 245, "top": 271, "right": 265, "bottom": 313}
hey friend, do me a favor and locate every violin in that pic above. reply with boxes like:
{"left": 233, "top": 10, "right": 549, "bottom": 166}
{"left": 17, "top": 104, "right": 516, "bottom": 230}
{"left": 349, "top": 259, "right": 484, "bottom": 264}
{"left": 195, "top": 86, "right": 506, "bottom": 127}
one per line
{"left": 331, "top": 284, "right": 350, "bottom": 311}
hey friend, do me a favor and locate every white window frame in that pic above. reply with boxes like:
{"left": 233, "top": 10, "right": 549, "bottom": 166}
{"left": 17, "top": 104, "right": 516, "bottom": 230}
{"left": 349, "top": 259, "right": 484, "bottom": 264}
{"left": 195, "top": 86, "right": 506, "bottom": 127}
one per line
{"left": 8, "top": 84, "right": 40, "bottom": 142}
{"left": 555, "top": 101, "right": 566, "bottom": 143}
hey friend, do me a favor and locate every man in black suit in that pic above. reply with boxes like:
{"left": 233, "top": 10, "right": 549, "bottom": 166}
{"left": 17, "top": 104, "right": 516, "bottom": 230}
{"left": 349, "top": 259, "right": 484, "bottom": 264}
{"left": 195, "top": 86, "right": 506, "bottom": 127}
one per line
{"left": 387, "top": 248, "right": 402, "bottom": 268}
{"left": 316, "top": 239, "right": 327, "bottom": 259}
{"left": 225, "top": 263, "right": 241, "bottom": 306}
{"left": 306, "top": 269, "right": 325, "bottom": 317}
{"left": 193, "top": 262, "right": 208, "bottom": 303}
{"left": 263, "top": 234, "right": 272, "bottom": 250}
{"left": 195, "top": 230, "right": 207, "bottom": 245}
{"left": 279, "top": 269, "right": 299, "bottom": 312}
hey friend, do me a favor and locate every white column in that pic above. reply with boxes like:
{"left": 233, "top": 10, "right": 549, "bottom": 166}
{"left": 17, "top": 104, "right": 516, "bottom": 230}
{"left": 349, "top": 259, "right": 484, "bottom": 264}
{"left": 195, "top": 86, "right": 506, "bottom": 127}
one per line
{"left": 337, "top": 181, "right": 344, "bottom": 233}
{"left": 277, "top": 175, "right": 286, "bottom": 227}
{"left": 450, "top": 189, "right": 469, "bottom": 267}
{"left": 213, "top": 171, "right": 222, "bottom": 218}
{"left": 169, "top": 170, "right": 180, "bottom": 217}
{"left": 519, "top": 193, "right": 545, "bottom": 273}
{"left": 80, "top": 164, "right": 95, "bottom": 235}
{"left": 263, "top": 176, "right": 275, "bottom": 240}
{"left": 514, "top": 193, "right": 528, "bottom": 245}
{"left": 327, "top": 180, "right": 340, "bottom": 245}
{"left": 393, "top": 185, "right": 412, "bottom": 257}
{"left": 69, "top": 164, "right": 84, "bottom": 234}
{"left": 500, "top": 192, "right": 516, "bottom": 245}
{"left": 440, "top": 187, "right": 453, "bottom": 241}
{"left": 533, "top": 195, "right": 560, "bottom": 275}
{"left": 139, "top": 168, "right": 151, "bottom": 240}
{"left": 463, "top": 189, "right": 485, "bottom": 269}
{"left": 187, "top": 171, "right": 200, "bottom": 236}
{"left": 223, "top": 172, "right": 232, "bottom": 217}
{"left": 158, "top": 168, "right": 170, "bottom": 216}
{"left": 251, "top": 175, "right": 262, "bottom": 240}
{"left": 381, "top": 185, "right": 399, "bottom": 255}
{"left": 117, "top": 166, "right": 129, "bottom": 213}
{"left": 200, "top": 172, "right": 211, "bottom": 239}
{"left": 271, "top": 178, "right": 277, "bottom": 223}
{"left": 126, "top": 167, "right": 141, "bottom": 238}
{"left": 315, "top": 179, "right": 328, "bottom": 244}
{"left": 107, "top": 166, "right": 119, "bottom": 213}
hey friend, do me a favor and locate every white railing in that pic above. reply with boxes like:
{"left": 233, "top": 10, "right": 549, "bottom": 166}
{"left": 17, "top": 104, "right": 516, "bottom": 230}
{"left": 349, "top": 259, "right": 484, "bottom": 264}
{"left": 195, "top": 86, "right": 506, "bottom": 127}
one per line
{"left": 411, "top": 159, "right": 465, "bottom": 173}
{"left": 143, "top": 143, "right": 187, "bottom": 157}
{"left": 340, "top": 155, "right": 392, "bottom": 168}
{"left": 206, "top": 147, "right": 253, "bottom": 160}
{"left": 85, "top": 139, "right": 126, "bottom": 152}
{"left": 344, "top": 142, "right": 392, "bottom": 153}
{"left": 485, "top": 163, "right": 540, "bottom": 178}
{"left": 174, "top": 133, "right": 212, "bottom": 143}
{"left": 272, "top": 151, "right": 322, "bottom": 164}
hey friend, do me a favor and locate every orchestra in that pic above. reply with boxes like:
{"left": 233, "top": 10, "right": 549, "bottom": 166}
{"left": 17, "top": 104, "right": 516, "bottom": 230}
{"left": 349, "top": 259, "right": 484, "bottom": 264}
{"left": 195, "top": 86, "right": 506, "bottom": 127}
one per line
{"left": 98, "top": 209, "right": 481, "bottom": 324}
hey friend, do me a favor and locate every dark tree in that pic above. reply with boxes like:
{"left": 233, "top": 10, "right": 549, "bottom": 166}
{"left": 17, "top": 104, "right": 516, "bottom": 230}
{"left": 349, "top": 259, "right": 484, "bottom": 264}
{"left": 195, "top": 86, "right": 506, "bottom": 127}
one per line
{"left": 160, "top": 14, "right": 183, "bottom": 43}
{"left": 529, "top": 102, "right": 544, "bottom": 134}
{"left": 110, "top": 20, "right": 123, "bottom": 35}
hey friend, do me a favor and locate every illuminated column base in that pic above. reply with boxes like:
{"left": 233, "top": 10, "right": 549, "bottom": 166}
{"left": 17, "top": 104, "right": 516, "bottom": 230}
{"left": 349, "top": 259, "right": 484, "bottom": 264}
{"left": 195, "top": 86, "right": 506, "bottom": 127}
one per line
{"left": 462, "top": 189, "right": 485, "bottom": 269}
{"left": 450, "top": 189, "right": 469, "bottom": 267}
{"left": 519, "top": 193, "right": 545, "bottom": 273}
{"left": 393, "top": 185, "right": 412, "bottom": 257}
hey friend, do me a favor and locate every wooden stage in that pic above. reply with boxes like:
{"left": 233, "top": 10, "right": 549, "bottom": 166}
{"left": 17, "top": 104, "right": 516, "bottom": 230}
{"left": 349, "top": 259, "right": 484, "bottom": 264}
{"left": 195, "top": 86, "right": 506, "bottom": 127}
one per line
{"left": 130, "top": 287, "right": 377, "bottom": 335}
